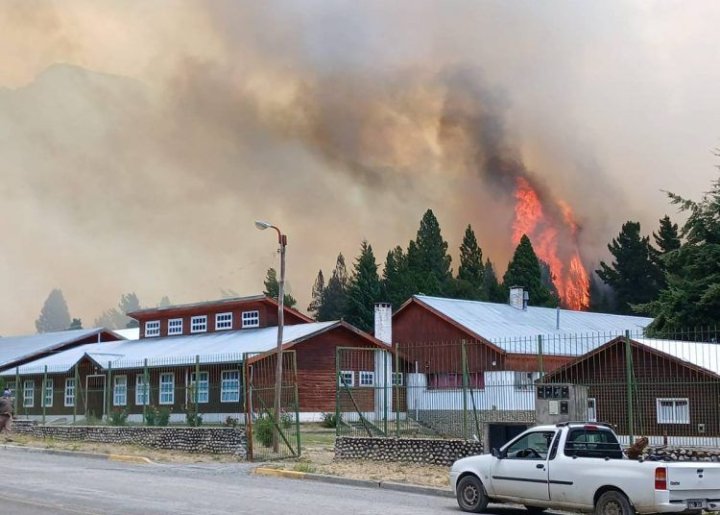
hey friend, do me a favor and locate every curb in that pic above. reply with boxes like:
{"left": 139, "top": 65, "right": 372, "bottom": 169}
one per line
{"left": 1, "top": 444, "right": 153, "bottom": 464}
{"left": 252, "top": 467, "right": 453, "bottom": 498}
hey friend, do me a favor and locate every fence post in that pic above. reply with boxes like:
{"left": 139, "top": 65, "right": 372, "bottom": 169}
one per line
{"left": 73, "top": 364, "right": 79, "bottom": 424}
{"left": 624, "top": 330, "right": 634, "bottom": 442}
{"left": 195, "top": 355, "right": 200, "bottom": 427}
{"left": 335, "top": 347, "right": 341, "bottom": 437}
{"left": 15, "top": 367, "right": 20, "bottom": 418}
{"left": 537, "top": 335, "right": 544, "bottom": 376}
{"left": 462, "top": 340, "right": 468, "bottom": 440}
{"left": 293, "top": 352, "right": 301, "bottom": 457}
{"left": 106, "top": 361, "right": 112, "bottom": 423}
{"left": 42, "top": 365, "right": 48, "bottom": 425}
{"left": 395, "top": 346, "right": 400, "bottom": 438}
{"left": 143, "top": 359, "right": 149, "bottom": 426}
{"left": 383, "top": 350, "right": 388, "bottom": 435}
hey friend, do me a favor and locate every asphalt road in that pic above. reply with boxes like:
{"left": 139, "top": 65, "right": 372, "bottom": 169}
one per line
{"left": 0, "top": 447, "right": 464, "bottom": 514}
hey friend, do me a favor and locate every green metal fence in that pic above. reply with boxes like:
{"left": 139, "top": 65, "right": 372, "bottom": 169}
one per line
{"left": 337, "top": 327, "right": 720, "bottom": 449}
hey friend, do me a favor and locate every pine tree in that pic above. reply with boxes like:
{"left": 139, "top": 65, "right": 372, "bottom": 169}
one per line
{"left": 307, "top": 270, "right": 325, "bottom": 320}
{"left": 455, "top": 225, "right": 485, "bottom": 300}
{"left": 68, "top": 318, "right": 83, "bottom": 330}
{"left": 35, "top": 289, "right": 72, "bottom": 333}
{"left": 317, "top": 254, "right": 349, "bottom": 321}
{"left": 345, "top": 241, "right": 383, "bottom": 331}
{"left": 502, "top": 235, "right": 554, "bottom": 307}
{"left": 482, "top": 259, "right": 505, "bottom": 303}
{"left": 407, "top": 209, "right": 453, "bottom": 296}
{"left": 263, "top": 267, "right": 297, "bottom": 308}
{"left": 94, "top": 292, "right": 143, "bottom": 329}
{"left": 539, "top": 261, "right": 560, "bottom": 307}
{"left": 596, "top": 221, "right": 663, "bottom": 315}
{"left": 650, "top": 215, "right": 682, "bottom": 291}
{"left": 158, "top": 296, "right": 172, "bottom": 308}
{"left": 382, "top": 246, "right": 415, "bottom": 308}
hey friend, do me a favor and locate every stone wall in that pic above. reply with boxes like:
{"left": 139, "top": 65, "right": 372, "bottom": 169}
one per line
{"left": 335, "top": 436, "right": 483, "bottom": 466}
{"left": 12, "top": 421, "right": 247, "bottom": 458}
{"left": 644, "top": 446, "right": 720, "bottom": 462}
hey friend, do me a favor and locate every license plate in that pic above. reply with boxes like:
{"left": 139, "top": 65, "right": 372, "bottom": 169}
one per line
{"left": 687, "top": 499, "right": 705, "bottom": 509}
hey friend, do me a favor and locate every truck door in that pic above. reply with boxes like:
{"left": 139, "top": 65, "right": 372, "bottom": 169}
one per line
{"left": 491, "top": 430, "right": 555, "bottom": 502}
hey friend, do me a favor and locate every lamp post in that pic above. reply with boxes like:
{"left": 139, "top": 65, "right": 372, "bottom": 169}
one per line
{"left": 255, "top": 220, "right": 287, "bottom": 454}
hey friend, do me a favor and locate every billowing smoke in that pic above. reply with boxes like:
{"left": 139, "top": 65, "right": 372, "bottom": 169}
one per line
{"left": 1, "top": 1, "right": 719, "bottom": 334}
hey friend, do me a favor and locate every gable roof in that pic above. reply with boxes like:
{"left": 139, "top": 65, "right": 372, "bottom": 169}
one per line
{"left": 2, "top": 321, "right": 385, "bottom": 374}
{"left": 399, "top": 295, "right": 654, "bottom": 355}
{"left": 0, "top": 328, "right": 123, "bottom": 371}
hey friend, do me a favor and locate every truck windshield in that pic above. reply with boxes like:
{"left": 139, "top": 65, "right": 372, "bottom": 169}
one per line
{"left": 564, "top": 428, "right": 623, "bottom": 459}
{"left": 504, "top": 430, "right": 556, "bottom": 460}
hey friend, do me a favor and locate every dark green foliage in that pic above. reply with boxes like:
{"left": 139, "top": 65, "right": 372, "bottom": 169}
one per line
{"left": 307, "top": 270, "right": 325, "bottom": 320}
{"left": 144, "top": 405, "right": 171, "bottom": 426}
{"left": 109, "top": 408, "right": 129, "bottom": 426}
{"left": 588, "top": 271, "right": 614, "bottom": 313}
{"left": 255, "top": 411, "right": 293, "bottom": 448}
{"left": 94, "top": 292, "right": 143, "bottom": 329}
{"left": 68, "top": 318, "right": 83, "bottom": 330}
{"left": 482, "top": 259, "right": 505, "bottom": 302}
{"left": 539, "top": 261, "right": 560, "bottom": 307}
{"left": 503, "top": 235, "right": 554, "bottom": 307}
{"left": 653, "top": 215, "right": 682, "bottom": 254}
{"left": 320, "top": 412, "right": 342, "bottom": 428}
{"left": 317, "top": 254, "right": 349, "bottom": 321}
{"left": 36, "top": 289, "right": 72, "bottom": 333}
{"left": 382, "top": 246, "right": 415, "bottom": 308}
{"left": 407, "top": 209, "right": 453, "bottom": 296}
{"left": 157, "top": 407, "right": 171, "bottom": 426}
{"left": 596, "top": 221, "right": 663, "bottom": 315}
{"left": 455, "top": 225, "right": 485, "bottom": 300}
{"left": 263, "top": 267, "right": 297, "bottom": 308}
{"left": 345, "top": 241, "right": 382, "bottom": 332}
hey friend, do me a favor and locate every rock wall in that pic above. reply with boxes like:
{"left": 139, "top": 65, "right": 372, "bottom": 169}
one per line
{"left": 644, "top": 446, "right": 720, "bottom": 462}
{"left": 12, "top": 421, "right": 247, "bottom": 458}
{"left": 335, "top": 436, "right": 483, "bottom": 466}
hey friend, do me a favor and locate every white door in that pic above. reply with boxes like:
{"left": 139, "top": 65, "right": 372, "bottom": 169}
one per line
{"left": 490, "top": 430, "right": 555, "bottom": 502}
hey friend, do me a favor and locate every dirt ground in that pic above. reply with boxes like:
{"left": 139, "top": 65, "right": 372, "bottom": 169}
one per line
{"left": 4, "top": 427, "right": 450, "bottom": 488}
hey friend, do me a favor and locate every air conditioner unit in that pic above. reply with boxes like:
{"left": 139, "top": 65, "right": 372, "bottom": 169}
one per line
{"left": 535, "top": 383, "right": 589, "bottom": 425}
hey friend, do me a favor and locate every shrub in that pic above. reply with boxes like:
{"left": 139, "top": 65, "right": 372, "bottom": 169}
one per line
{"left": 224, "top": 416, "right": 239, "bottom": 428}
{"left": 185, "top": 411, "right": 203, "bottom": 427}
{"left": 254, "top": 411, "right": 293, "bottom": 448}
{"left": 157, "top": 407, "right": 171, "bottom": 426}
{"left": 320, "top": 412, "right": 342, "bottom": 428}
{"left": 109, "top": 408, "right": 129, "bottom": 426}
{"left": 144, "top": 406, "right": 158, "bottom": 426}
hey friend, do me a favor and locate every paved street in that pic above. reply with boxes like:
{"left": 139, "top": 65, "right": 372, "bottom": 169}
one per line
{"left": 0, "top": 447, "right": 464, "bottom": 514}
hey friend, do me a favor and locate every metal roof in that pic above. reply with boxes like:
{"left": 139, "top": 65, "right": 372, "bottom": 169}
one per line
{"left": 127, "top": 295, "right": 267, "bottom": 316}
{"left": 0, "top": 328, "right": 120, "bottom": 370}
{"left": 2, "top": 322, "right": 338, "bottom": 375}
{"left": 635, "top": 337, "right": 720, "bottom": 376}
{"left": 413, "top": 295, "right": 654, "bottom": 356}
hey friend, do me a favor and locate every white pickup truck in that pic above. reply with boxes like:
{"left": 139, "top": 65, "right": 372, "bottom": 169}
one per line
{"left": 450, "top": 422, "right": 720, "bottom": 514}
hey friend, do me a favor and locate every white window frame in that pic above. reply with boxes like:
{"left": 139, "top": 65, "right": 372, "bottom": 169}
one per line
{"left": 221, "top": 370, "right": 240, "bottom": 403}
{"left": 145, "top": 320, "right": 160, "bottom": 338}
{"left": 215, "top": 312, "right": 233, "bottom": 331}
{"left": 657, "top": 398, "right": 690, "bottom": 424}
{"left": 241, "top": 310, "right": 260, "bottom": 328}
{"left": 339, "top": 371, "right": 354, "bottom": 387}
{"left": 514, "top": 371, "right": 539, "bottom": 391}
{"left": 113, "top": 375, "right": 128, "bottom": 406}
{"left": 191, "top": 315, "right": 207, "bottom": 333}
{"left": 23, "top": 380, "right": 34, "bottom": 408}
{"left": 168, "top": 318, "right": 183, "bottom": 336}
{"left": 42, "top": 378, "right": 53, "bottom": 408}
{"left": 159, "top": 373, "right": 175, "bottom": 405}
{"left": 392, "top": 372, "right": 404, "bottom": 386}
{"left": 189, "top": 371, "right": 210, "bottom": 404}
{"left": 135, "top": 374, "right": 150, "bottom": 406}
{"left": 359, "top": 371, "right": 374, "bottom": 387}
{"left": 64, "top": 378, "right": 75, "bottom": 407}
{"left": 587, "top": 397, "right": 597, "bottom": 422}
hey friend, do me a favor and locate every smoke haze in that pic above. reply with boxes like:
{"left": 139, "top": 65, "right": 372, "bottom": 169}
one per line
{"left": 1, "top": 1, "right": 719, "bottom": 334}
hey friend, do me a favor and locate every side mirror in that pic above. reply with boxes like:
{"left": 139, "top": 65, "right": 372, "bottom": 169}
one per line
{"left": 491, "top": 448, "right": 502, "bottom": 459}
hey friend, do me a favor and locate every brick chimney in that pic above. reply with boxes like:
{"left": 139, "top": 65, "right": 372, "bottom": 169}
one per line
{"left": 374, "top": 302, "right": 392, "bottom": 345}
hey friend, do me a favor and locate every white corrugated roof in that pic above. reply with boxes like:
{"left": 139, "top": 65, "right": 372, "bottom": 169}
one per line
{"left": 2, "top": 322, "right": 338, "bottom": 375}
{"left": 635, "top": 337, "right": 720, "bottom": 376}
{"left": 0, "top": 328, "right": 118, "bottom": 369}
{"left": 413, "top": 295, "right": 653, "bottom": 356}
{"left": 112, "top": 328, "right": 140, "bottom": 340}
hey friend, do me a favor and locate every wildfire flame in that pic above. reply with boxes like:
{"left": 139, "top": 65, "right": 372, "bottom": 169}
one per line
{"left": 512, "top": 177, "right": 590, "bottom": 310}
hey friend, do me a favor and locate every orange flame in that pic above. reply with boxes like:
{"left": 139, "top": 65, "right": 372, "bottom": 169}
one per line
{"left": 512, "top": 177, "right": 590, "bottom": 310}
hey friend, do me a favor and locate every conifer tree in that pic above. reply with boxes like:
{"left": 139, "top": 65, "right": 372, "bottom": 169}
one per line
{"left": 382, "top": 246, "right": 415, "bottom": 309}
{"left": 455, "top": 225, "right": 485, "bottom": 300}
{"left": 482, "top": 259, "right": 505, "bottom": 303}
{"left": 345, "top": 241, "right": 382, "bottom": 331}
{"left": 502, "top": 235, "right": 554, "bottom": 307}
{"left": 263, "top": 267, "right": 297, "bottom": 308}
{"left": 317, "top": 254, "right": 349, "bottom": 321}
{"left": 68, "top": 318, "right": 83, "bottom": 330}
{"left": 406, "top": 209, "right": 453, "bottom": 296}
{"left": 307, "top": 270, "right": 325, "bottom": 320}
{"left": 596, "top": 221, "right": 663, "bottom": 315}
{"left": 35, "top": 289, "right": 72, "bottom": 333}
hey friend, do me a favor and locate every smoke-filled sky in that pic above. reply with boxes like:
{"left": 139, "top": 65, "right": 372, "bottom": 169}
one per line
{"left": 1, "top": 1, "right": 719, "bottom": 336}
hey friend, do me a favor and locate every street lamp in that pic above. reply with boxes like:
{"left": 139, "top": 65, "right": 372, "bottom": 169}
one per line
{"left": 255, "top": 219, "right": 287, "bottom": 454}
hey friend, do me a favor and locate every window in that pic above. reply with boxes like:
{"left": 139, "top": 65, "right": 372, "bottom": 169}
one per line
{"left": 428, "top": 372, "right": 484, "bottom": 389}
{"left": 23, "top": 380, "right": 34, "bottom": 408}
{"left": 64, "top": 378, "right": 75, "bottom": 407}
{"left": 189, "top": 371, "right": 209, "bottom": 404}
{"left": 241, "top": 310, "right": 260, "bottom": 328}
{"left": 221, "top": 370, "right": 240, "bottom": 403}
{"left": 587, "top": 398, "right": 597, "bottom": 422}
{"left": 168, "top": 318, "right": 183, "bottom": 336}
{"left": 514, "top": 371, "right": 540, "bottom": 391}
{"left": 564, "top": 428, "right": 623, "bottom": 459}
{"left": 113, "top": 376, "right": 127, "bottom": 406}
{"left": 392, "top": 373, "right": 404, "bottom": 386}
{"left": 191, "top": 315, "right": 207, "bottom": 333}
{"left": 42, "top": 379, "right": 53, "bottom": 408}
{"left": 136, "top": 374, "right": 150, "bottom": 406}
{"left": 657, "top": 398, "right": 690, "bottom": 424}
{"left": 338, "top": 371, "right": 354, "bottom": 387}
{"left": 505, "top": 431, "right": 556, "bottom": 460}
{"left": 215, "top": 312, "right": 233, "bottom": 331}
{"left": 159, "top": 373, "right": 175, "bottom": 405}
{"left": 145, "top": 320, "right": 160, "bottom": 338}
{"left": 359, "top": 371, "right": 374, "bottom": 387}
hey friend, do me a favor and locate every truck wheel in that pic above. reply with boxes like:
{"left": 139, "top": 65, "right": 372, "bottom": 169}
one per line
{"left": 595, "top": 491, "right": 634, "bottom": 515}
{"left": 456, "top": 475, "right": 489, "bottom": 513}
{"left": 525, "top": 506, "right": 547, "bottom": 514}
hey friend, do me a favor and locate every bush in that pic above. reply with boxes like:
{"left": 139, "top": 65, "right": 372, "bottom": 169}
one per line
{"left": 109, "top": 408, "right": 129, "bottom": 426}
{"left": 144, "top": 406, "right": 158, "bottom": 426}
{"left": 185, "top": 411, "right": 203, "bottom": 427}
{"left": 224, "top": 416, "right": 239, "bottom": 428}
{"left": 254, "top": 411, "right": 293, "bottom": 448}
{"left": 320, "top": 412, "right": 342, "bottom": 428}
{"left": 157, "top": 407, "right": 171, "bottom": 426}
{"left": 143, "top": 406, "right": 171, "bottom": 426}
